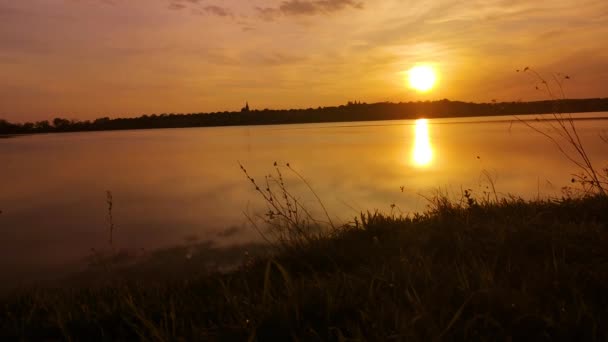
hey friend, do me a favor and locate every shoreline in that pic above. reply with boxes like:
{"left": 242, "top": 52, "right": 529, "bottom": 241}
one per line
{"left": 3, "top": 97, "right": 608, "bottom": 135}
{"left": 1, "top": 194, "right": 607, "bottom": 340}
{"left": 2, "top": 109, "right": 608, "bottom": 137}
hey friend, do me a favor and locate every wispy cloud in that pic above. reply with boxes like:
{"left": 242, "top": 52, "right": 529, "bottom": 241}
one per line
{"left": 198, "top": 5, "right": 233, "bottom": 17}
{"left": 167, "top": 0, "right": 232, "bottom": 17}
{"left": 168, "top": 0, "right": 203, "bottom": 5}
{"left": 168, "top": 3, "right": 187, "bottom": 10}
{"left": 256, "top": 0, "right": 364, "bottom": 20}
{"left": 167, "top": 0, "right": 201, "bottom": 10}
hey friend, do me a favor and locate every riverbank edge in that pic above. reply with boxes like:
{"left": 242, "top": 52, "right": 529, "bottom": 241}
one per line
{"left": 1, "top": 193, "right": 607, "bottom": 340}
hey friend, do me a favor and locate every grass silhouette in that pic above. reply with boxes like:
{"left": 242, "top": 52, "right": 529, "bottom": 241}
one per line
{"left": 1, "top": 186, "right": 607, "bottom": 340}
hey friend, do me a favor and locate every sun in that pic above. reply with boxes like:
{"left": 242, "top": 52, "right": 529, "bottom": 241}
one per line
{"left": 407, "top": 65, "right": 437, "bottom": 92}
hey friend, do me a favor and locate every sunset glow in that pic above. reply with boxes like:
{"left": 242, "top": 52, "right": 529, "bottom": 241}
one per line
{"left": 0, "top": 1, "right": 607, "bottom": 122}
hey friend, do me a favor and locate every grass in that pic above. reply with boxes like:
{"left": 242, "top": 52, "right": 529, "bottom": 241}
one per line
{"left": 1, "top": 191, "right": 607, "bottom": 341}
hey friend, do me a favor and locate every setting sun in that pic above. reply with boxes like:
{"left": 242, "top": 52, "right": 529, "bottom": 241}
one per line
{"left": 408, "top": 65, "right": 437, "bottom": 92}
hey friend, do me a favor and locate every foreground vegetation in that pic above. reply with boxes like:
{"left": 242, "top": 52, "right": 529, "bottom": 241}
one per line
{"left": 1, "top": 193, "right": 607, "bottom": 341}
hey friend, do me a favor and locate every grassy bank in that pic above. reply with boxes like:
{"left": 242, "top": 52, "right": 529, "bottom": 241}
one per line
{"left": 1, "top": 194, "right": 608, "bottom": 341}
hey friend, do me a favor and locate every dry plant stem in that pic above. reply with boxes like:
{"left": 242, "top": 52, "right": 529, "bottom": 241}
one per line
{"left": 239, "top": 162, "right": 341, "bottom": 248}
{"left": 267, "top": 170, "right": 326, "bottom": 227}
{"left": 106, "top": 191, "right": 115, "bottom": 245}
{"left": 239, "top": 163, "right": 313, "bottom": 245}
{"left": 286, "top": 163, "right": 335, "bottom": 229}
{"left": 242, "top": 210, "right": 275, "bottom": 247}
{"left": 480, "top": 170, "right": 499, "bottom": 203}
{"left": 266, "top": 171, "right": 316, "bottom": 242}
{"left": 240, "top": 164, "right": 295, "bottom": 227}
{"left": 517, "top": 68, "right": 607, "bottom": 197}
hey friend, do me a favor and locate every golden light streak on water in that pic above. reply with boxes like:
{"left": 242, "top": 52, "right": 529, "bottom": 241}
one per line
{"left": 412, "top": 119, "right": 433, "bottom": 167}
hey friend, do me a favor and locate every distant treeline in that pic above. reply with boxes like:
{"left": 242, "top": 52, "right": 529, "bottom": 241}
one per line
{"left": 2, "top": 98, "right": 608, "bottom": 135}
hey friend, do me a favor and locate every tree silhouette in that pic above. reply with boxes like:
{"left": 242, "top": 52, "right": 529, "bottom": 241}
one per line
{"left": 1, "top": 98, "right": 608, "bottom": 135}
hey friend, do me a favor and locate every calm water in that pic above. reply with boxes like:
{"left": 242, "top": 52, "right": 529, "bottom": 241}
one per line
{"left": 1, "top": 113, "right": 607, "bottom": 286}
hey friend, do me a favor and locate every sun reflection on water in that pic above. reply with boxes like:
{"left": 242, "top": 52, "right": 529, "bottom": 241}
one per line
{"left": 412, "top": 119, "right": 433, "bottom": 167}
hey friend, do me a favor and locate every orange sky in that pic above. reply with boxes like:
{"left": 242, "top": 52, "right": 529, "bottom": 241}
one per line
{"left": 1, "top": 0, "right": 608, "bottom": 122}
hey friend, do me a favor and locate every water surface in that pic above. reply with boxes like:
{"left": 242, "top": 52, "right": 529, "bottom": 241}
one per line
{"left": 1, "top": 113, "right": 607, "bottom": 287}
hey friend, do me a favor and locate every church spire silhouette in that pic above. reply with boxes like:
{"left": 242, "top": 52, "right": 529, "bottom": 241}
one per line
{"left": 241, "top": 101, "right": 250, "bottom": 112}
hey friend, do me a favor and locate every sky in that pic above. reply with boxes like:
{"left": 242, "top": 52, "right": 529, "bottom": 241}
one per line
{"left": 1, "top": 0, "right": 608, "bottom": 122}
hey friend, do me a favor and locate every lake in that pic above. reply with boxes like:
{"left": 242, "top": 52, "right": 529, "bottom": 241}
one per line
{"left": 1, "top": 113, "right": 607, "bottom": 288}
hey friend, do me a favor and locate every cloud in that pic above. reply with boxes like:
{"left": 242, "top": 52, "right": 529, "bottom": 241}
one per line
{"left": 199, "top": 6, "right": 233, "bottom": 17}
{"left": 167, "top": 0, "right": 203, "bottom": 10}
{"left": 169, "top": 0, "right": 203, "bottom": 5}
{"left": 256, "top": 0, "right": 364, "bottom": 20}
{"left": 248, "top": 52, "right": 308, "bottom": 66}
{"left": 167, "top": 0, "right": 233, "bottom": 17}
{"left": 168, "top": 3, "right": 187, "bottom": 10}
